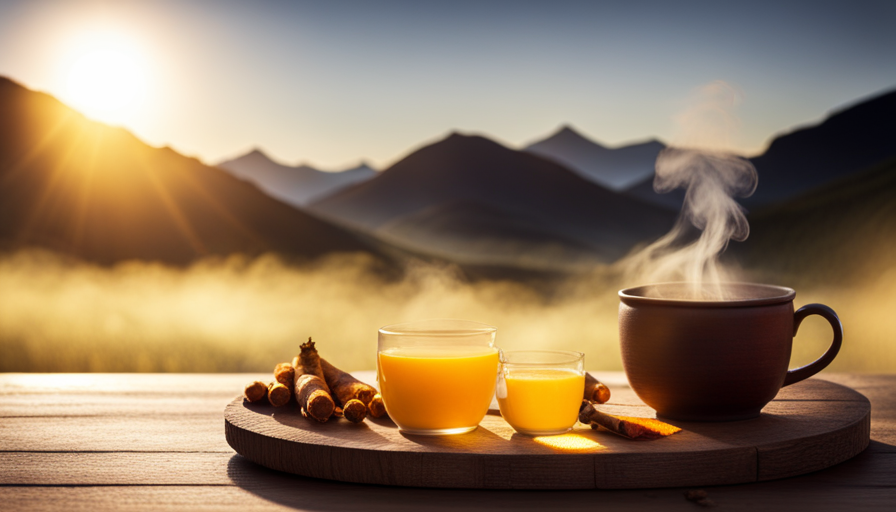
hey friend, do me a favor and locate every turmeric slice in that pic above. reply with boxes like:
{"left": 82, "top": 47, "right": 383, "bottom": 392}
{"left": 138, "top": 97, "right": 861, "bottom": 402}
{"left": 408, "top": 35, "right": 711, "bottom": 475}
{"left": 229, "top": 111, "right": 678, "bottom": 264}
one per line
{"left": 342, "top": 399, "right": 368, "bottom": 423}
{"left": 584, "top": 373, "right": 611, "bottom": 404}
{"left": 578, "top": 400, "right": 681, "bottom": 439}
{"left": 368, "top": 393, "right": 387, "bottom": 418}
{"left": 267, "top": 381, "right": 291, "bottom": 407}
{"left": 244, "top": 381, "right": 267, "bottom": 403}
{"left": 320, "top": 357, "right": 377, "bottom": 406}
{"left": 294, "top": 373, "right": 335, "bottom": 422}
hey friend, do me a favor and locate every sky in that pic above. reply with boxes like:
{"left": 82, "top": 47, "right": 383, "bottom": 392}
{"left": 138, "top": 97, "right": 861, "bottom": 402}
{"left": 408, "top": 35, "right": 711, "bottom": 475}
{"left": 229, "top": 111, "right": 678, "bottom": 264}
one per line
{"left": 0, "top": 0, "right": 893, "bottom": 170}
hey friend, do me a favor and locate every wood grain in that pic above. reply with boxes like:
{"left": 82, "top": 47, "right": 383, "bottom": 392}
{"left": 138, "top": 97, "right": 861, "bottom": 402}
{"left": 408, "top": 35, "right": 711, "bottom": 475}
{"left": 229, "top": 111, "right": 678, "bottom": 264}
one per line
{"left": 1, "top": 372, "right": 893, "bottom": 512}
{"left": 224, "top": 378, "right": 870, "bottom": 489}
{"left": 0, "top": 415, "right": 231, "bottom": 452}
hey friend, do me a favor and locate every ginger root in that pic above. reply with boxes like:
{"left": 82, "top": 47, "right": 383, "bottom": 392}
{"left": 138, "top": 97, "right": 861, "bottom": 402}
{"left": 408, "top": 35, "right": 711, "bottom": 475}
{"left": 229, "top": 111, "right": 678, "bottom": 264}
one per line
{"left": 320, "top": 358, "right": 377, "bottom": 406}
{"left": 584, "top": 373, "right": 611, "bottom": 404}
{"left": 244, "top": 381, "right": 267, "bottom": 403}
{"left": 267, "top": 381, "right": 291, "bottom": 407}
{"left": 294, "top": 373, "right": 335, "bottom": 422}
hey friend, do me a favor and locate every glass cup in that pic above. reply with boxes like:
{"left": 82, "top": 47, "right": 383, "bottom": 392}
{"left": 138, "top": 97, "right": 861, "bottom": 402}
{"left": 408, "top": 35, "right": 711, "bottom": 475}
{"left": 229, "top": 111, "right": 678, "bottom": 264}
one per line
{"left": 496, "top": 350, "right": 585, "bottom": 436}
{"left": 377, "top": 319, "right": 499, "bottom": 435}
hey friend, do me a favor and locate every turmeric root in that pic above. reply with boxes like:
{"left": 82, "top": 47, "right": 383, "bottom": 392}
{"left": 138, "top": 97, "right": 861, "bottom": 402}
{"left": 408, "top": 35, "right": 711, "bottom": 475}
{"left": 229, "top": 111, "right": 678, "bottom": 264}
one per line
{"left": 578, "top": 400, "right": 681, "bottom": 439}
{"left": 267, "top": 381, "right": 291, "bottom": 407}
{"left": 342, "top": 399, "right": 368, "bottom": 423}
{"left": 244, "top": 381, "right": 267, "bottom": 403}
{"left": 294, "top": 373, "right": 335, "bottom": 422}
{"left": 294, "top": 338, "right": 330, "bottom": 393}
{"left": 584, "top": 373, "right": 611, "bottom": 404}
{"left": 274, "top": 362, "right": 295, "bottom": 388}
{"left": 368, "top": 393, "right": 387, "bottom": 418}
{"left": 320, "top": 357, "right": 377, "bottom": 406}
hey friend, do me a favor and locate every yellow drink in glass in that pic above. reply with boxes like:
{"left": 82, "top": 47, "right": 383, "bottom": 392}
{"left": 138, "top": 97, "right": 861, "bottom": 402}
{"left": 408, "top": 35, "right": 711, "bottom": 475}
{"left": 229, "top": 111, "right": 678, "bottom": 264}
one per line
{"left": 496, "top": 351, "right": 585, "bottom": 435}
{"left": 377, "top": 320, "right": 499, "bottom": 435}
{"left": 378, "top": 346, "right": 498, "bottom": 433}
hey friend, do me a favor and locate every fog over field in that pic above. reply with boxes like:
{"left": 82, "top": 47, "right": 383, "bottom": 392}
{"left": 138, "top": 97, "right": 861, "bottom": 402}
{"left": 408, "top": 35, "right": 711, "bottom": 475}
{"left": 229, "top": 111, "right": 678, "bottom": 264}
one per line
{"left": 2, "top": 249, "right": 893, "bottom": 373}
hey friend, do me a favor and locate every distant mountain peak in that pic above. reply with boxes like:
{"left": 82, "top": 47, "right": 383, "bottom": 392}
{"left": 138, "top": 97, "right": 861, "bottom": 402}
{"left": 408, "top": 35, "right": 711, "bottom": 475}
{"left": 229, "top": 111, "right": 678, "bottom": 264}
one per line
{"left": 341, "top": 161, "right": 377, "bottom": 174}
{"left": 524, "top": 127, "right": 662, "bottom": 190}
{"left": 217, "top": 147, "right": 377, "bottom": 206}
{"left": 247, "top": 147, "right": 270, "bottom": 158}
{"left": 540, "top": 125, "right": 607, "bottom": 149}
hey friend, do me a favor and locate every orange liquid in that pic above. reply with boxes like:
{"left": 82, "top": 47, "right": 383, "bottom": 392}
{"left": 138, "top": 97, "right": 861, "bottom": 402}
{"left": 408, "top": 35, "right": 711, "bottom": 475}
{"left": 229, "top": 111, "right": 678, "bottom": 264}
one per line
{"left": 377, "top": 346, "right": 499, "bottom": 432}
{"left": 497, "top": 368, "right": 584, "bottom": 434}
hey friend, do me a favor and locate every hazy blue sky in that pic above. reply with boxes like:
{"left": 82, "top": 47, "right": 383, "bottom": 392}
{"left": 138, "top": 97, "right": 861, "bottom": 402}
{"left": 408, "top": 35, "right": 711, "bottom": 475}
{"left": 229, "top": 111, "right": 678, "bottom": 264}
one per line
{"left": 0, "top": 0, "right": 893, "bottom": 169}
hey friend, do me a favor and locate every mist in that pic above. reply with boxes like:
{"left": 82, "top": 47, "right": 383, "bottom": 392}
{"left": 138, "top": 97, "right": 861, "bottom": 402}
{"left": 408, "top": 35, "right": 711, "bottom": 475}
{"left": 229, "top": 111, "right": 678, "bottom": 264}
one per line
{"left": 2, "top": 247, "right": 894, "bottom": 373}
{"left": 0, "top": 250, "right": 624, "bottom": 373}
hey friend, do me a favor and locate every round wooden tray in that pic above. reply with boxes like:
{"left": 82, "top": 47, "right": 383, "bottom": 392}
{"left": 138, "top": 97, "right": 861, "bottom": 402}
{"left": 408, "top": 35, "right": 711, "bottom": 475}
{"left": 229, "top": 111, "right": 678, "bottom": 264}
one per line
{"left": 224, "top": 375, "right": 870, "bottom": 489}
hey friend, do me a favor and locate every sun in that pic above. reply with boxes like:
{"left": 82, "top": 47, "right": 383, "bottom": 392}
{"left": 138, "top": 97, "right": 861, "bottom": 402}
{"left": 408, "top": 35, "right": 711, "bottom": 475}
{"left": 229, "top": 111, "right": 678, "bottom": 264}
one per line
{"left": 62, "top": 35, "right": 148, "bottom": 125}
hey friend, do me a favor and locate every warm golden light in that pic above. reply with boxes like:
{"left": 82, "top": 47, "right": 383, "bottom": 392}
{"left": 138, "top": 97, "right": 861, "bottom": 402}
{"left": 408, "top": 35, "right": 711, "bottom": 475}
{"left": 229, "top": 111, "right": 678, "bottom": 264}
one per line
{"left": 61, "top": 32, "right": 147, "bottom": 125}
{"left": 532, "top": 433, "right": 604, "bottom": 452}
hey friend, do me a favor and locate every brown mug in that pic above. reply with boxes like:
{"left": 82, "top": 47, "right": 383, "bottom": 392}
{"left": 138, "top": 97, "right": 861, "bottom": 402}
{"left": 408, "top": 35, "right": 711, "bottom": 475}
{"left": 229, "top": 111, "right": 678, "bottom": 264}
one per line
{"left": 618, "top": 283, "right": 843, "bottom": 421}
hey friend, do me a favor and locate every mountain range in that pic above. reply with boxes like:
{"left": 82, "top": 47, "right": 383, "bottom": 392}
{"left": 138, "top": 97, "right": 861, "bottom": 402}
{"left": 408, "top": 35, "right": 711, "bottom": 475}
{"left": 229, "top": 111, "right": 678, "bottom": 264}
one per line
{"left": 2, "top": 73, "right": 894, "bottom": 278}
{"left": 0, "top": 77, "right": 379, "bottom": 265}
{"left": 309, "top": 133, "right": 677, "bottom": 269}
{"left": 524, "top": 126, "right": 664, "bottom": 190}
{"left": 217, "top": 149, "right": 376, "bottom": 207}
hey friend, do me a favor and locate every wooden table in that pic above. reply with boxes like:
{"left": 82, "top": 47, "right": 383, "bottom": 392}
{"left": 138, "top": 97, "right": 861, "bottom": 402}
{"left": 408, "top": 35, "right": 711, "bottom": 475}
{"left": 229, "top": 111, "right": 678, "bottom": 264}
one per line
{"left": 1, "top": 373, "right": 894, "bottom": 511}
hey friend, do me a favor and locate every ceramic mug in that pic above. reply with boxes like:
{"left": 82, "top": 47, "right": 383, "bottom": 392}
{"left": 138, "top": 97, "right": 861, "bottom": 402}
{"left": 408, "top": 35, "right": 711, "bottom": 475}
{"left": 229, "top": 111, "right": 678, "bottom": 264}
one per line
{"left": 618, "top": 283, "right": 843, "bottom": 421}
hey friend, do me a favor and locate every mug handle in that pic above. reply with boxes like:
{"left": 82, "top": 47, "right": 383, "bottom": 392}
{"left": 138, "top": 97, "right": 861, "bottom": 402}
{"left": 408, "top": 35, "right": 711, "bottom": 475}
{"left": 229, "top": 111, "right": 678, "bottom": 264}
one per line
{"left": 782, "top": 304, "right": 843, "bottom": 387}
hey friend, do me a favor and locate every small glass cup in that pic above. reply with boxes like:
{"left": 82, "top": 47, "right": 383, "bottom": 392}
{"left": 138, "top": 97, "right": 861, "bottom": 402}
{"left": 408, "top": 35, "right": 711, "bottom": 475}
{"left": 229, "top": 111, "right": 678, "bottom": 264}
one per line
{"left": 377, "top": 319, "right": 499, "bottom": 435}
{"left": 496, "top": 350, "right": 585, "bottom": 436}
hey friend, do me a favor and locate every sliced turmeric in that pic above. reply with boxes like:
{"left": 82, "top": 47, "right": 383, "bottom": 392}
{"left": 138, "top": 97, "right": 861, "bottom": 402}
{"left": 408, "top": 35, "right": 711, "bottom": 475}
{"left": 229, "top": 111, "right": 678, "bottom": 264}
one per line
{"left": 294, "top": 373, "right": 335, "bottom": 422}
{"left": 244, "top": 381, "right": 268, "bottom": 403}
{"left": 584, "top": 373, "right": 611, "bottom": 404}
{"left": 320, "top": 357, "right": 377, "bottom": 406}
{"left": 267, "top": 381, "right": 291, "bottom": 407}
{"left": 578, "top": 400, "right": 681, "bottom": 439}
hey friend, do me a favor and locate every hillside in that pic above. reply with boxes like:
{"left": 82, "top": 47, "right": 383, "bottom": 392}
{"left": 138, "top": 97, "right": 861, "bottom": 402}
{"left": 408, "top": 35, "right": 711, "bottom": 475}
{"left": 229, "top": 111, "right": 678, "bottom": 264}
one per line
{"left": 310, "top": 132, "right": 676, "bottom": 265}
{"left": 625, "top": 88, "right": 896, "bottom": 212}
{"left": 0, "top": 77, "right": 379, "bottom": 265}
{"left": 376, "top": 200, "right": 611, "bottom": 271}
{"left": 217, "top": 149, "right": 376, "bottom": 206}
{"left": 737, "top": 157, "right": 896, "bottom": 285}
{"left": 744, "top": 88, "right": 896, "bottom": 209}
{"left": 524, "top": 126, "right": 664, "bottom": 190}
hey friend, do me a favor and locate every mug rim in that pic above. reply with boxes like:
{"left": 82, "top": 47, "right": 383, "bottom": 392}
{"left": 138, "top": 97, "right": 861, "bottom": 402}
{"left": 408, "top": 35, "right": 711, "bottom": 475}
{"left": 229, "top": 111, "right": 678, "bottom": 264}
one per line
{"left": 619, "top": 282, "right": 795, "bottom": 308}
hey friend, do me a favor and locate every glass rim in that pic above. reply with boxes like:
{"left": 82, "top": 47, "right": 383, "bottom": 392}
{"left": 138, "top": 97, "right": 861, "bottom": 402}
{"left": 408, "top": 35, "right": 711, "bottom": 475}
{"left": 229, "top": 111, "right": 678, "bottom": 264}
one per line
{"left": 378, "top": 318, "right": 497, "bottom": 337}
{"left": 499, "top": 349, "right": 584, "bottom": 366}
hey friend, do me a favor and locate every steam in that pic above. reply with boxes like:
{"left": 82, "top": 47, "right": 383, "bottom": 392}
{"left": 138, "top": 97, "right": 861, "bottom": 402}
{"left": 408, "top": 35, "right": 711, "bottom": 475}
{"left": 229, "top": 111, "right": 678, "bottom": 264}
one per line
{"left": 626, "top": 81, "right": 757, "bottom": 298}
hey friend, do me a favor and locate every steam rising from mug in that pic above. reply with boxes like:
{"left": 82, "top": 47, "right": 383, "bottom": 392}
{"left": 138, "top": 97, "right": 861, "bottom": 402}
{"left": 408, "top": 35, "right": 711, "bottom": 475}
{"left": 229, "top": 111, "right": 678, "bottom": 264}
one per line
{"left": 626, "top": 82, "right": 758, "bottom": 299}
